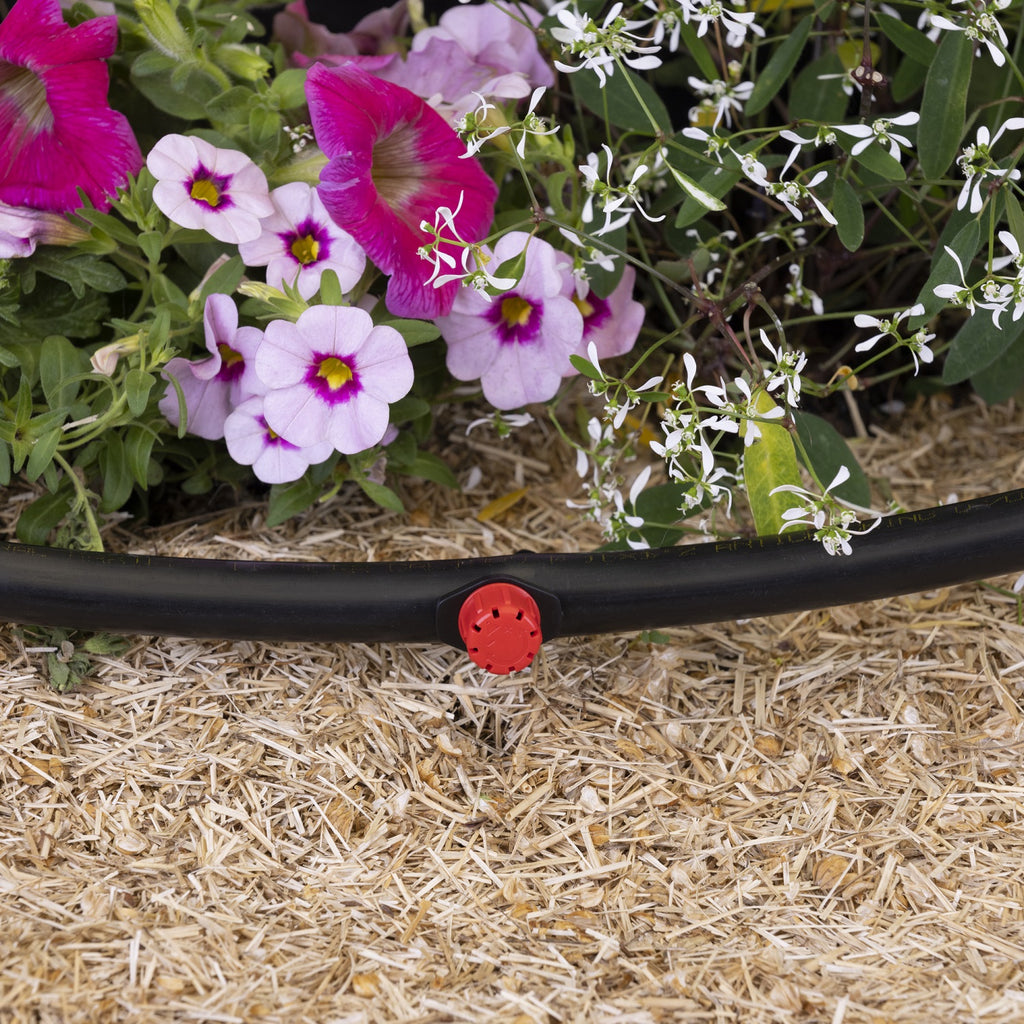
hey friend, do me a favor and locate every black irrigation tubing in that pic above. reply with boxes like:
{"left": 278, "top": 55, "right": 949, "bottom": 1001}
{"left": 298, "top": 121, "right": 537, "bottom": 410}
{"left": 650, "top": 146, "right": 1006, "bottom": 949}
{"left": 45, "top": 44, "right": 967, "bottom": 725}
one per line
{"left": 1, "top": 487, "right": 1024, "bottom": 672}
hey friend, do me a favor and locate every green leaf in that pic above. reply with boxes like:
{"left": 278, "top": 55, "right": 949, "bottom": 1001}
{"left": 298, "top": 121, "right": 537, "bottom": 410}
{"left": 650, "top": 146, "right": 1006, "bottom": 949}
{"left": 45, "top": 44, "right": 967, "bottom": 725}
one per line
{"left": 875, "top": 12, "right": 937, "bottom": 66}
{"left": 675, "top": 19, "right": 719, "bottom": 80}
{"left": 569, "top": 353, "right": 604, "bottom": 381}
{"left": 793, "top": 411, "right": 871, "bottom": 508}
{"left": 943, "top": 308, "right": 1024, "bottom": 384}
{"left": 269, "top": 67, "right": 308, "bottom": 109}
{"left": 1005, "top": 191, "right": 1024, "bottom": 253}
{"left": 357, "top": 477, "right": 405, "bottom": 513}
{"left": 742, "top": 391, "right": 802, "bottom": 537}
{"left": 789, "top": 52, "right": 848, "bottom": 124}
{"left": 832, "top": 177, "right": 865, "bottom": 251}
{"left": 910, "top": 217, "right": 981, "bottom": 325}
{"left": 851, "top": 141, "right": 907, "bottom": 181}
{"left": 970, "top": 328, "right": 1024, "bottom": 402}
{"left": 375, "top": 317, "right": 441, "bottom": 347}
{"left": 124, "top": 425, "right": 159, "bottom": 488}
{"left": 39, "top": 335, "right": 88, "bottom": 409}
{"left": 198, "top": 255, "right": 245, "bottom": 304}
{"left": 131, "top": 50, "right": 221, "bottom": 119}
{"left": 570, "top": 65, "right": 672, "bottom": 134}
{"left": 99, "top": 433, "right": 134, "bottom": 512}
{"left": 25, "top": 427, "right": 63, "bottom": 483}
{"left": 407, "top": 452, "right": 458, "bottom": 489}
{"left": 266, "top": 474, "right": 321, "bottom": 527}
{"left": 317, "top": 268, "right": 344, "bottom": 306}
{"left": 125, "top": 368, "right": 156, "bottom": 417}
{"left": 16, "top": 490, "right": 72, "bottom": 545}
{"left": 918, "top": 31, "right": 972, "bottom": 180}
{"left": 745, "top": 15, "right": 813, "bottom": 117}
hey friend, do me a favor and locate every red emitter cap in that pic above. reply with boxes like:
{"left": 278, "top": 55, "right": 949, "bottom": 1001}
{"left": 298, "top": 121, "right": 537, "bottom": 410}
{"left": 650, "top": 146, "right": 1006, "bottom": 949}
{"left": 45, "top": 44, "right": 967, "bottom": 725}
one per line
{"left": 457, "top": 582, "right": 543, "bottom": 674}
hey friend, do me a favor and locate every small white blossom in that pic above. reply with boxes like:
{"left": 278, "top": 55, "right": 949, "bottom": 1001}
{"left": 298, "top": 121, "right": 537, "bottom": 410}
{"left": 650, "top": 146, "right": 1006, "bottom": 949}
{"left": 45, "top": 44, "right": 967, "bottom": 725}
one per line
{"left": 550, "top": 2, "right": 661, "bottom": 87}
{"left": 956, "top": 117, "right": 1024, "bottom": 214}
{"left": 833, "top": 111, "right": 920, "bottom": 163}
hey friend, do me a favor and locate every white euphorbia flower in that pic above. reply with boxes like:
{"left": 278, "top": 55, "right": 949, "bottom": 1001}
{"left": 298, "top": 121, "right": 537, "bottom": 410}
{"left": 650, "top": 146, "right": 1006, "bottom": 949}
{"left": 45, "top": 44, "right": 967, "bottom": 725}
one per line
{"left": 550, "top": 2, "right": 661, "bottom": 87}
{"left": 833, "top": 111, "right": 919, "bottom": 162}
{"left": 930, "top": 0, "right": 1012, "bottom": 65}
{"left": 956, "top": 117, "right": 1024, "bottom": 214}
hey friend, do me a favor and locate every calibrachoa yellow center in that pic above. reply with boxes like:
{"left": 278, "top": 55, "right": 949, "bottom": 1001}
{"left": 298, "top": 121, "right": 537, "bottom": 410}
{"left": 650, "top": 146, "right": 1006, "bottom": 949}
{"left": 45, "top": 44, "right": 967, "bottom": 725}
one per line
{"left": 501, "top": 296, "right": 534, "bottom": 328}
{"left": 317, "top": 356, "right": 353, "bottom": 390}
{"left": 290, "top": 234, "right": 320, "bottom": 265}
{"left": 190, "top": 178, "right": 221, "bottom": 207}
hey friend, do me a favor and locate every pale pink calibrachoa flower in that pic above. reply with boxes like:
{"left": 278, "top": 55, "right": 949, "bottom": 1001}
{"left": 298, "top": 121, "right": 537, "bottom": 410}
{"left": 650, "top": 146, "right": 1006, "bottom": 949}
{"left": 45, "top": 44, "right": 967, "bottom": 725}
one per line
{"left": 305, "top": 62, "right": 498, "bottom": 319}
{"left": 147, "top": 134, "right": 274, "bottom": 244}
{"left": 568, "top": 265, "right": 646, "bottom": 367}
{"left": 0, "top": 0, "right": 142, "bottom": 212}
{"left": 158, "top": 293, "right": 264, "bottom": 440}
{"left": 438, "top": 232, "right": 584, "bottom": 410}
{"left": 223, "top": 396, "right": 334, "bottom": 485}
{"left": 255, "top": 304, "right": 414, "bottom": 454}
{"left": 237, "top": 182, "right": 366, "bottom": 300}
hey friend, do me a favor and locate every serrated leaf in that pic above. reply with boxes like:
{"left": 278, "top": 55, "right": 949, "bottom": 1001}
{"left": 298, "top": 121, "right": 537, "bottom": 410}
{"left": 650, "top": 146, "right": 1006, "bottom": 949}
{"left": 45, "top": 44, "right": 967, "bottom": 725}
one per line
{"left": 743, "top": 391, "right": 802, "bottom": 537}
{"left": 793, "top": 411, "right": 870, "bottom": 507}
{"left": 919, "top": 31, "right": 972, "bottom": 180}
{"left": 745, "top": 15, "right": 812, "bottom": 117}
{"left": 832, "top": 177, "right": 865, "bottom": 251}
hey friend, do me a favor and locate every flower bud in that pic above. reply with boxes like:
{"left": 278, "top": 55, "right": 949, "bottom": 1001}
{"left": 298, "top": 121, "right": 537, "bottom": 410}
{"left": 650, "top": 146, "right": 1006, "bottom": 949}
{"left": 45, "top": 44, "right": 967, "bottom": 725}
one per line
{"left": 216, "top": 43, "right": 271, "bottom": 82}
{"left": 133, "top": 0, "right": 193, "bottom": 60}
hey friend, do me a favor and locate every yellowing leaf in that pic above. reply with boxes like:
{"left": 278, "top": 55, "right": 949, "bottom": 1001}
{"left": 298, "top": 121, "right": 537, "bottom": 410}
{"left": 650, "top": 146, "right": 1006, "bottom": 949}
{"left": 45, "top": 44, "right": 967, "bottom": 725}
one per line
{"left": 743, "top": 390, "right": 802, "bottom": 537}
{"left": 477, "top": 487, "right": 528, "bottom": 523}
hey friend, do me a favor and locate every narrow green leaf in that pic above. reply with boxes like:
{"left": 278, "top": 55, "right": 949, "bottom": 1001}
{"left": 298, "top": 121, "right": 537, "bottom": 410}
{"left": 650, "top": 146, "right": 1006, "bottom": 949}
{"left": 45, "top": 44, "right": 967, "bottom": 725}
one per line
{"left": 745, "top": 16, "right": 813, "bottom": 117}
{"left": 919, "top": 31, "right": 972, "bottom": 180}
{"left": 317, "top": 268, "right": 344, "bottom": 306}
{"left": 569, "top": 353, "right": 604, "bottom": 381}
{"left": 676, "top": 18, "right": 719, "bottom": 80}
{"left": 198, "top": 255, "right": 245, "bottom": 303}
{"left": 793, "top": 411, "right": 871, "bottom": 507}
{"left": 742, "top": 391, "right": 802, "bottom": 537}
{"left": 1005, "top": 191, "right": 1024, "bottom": 253}
{"left": 124, "top": 425, "right": 158, "bottom": 488}
{"left": 943, "top": 307, "right": 1024, "bottom": 384}
{"left": 375, "top": 318, "right": 441, "bottom": 347}
{"left": 875, "top": 12, "right": 937, "bottom": 66}
{"left": 832, "top": 177, "right": 865, "bottom": 251}
{"left": 25, "top": 427, "right": 63, "bottom": 483}
{"left": 99, "top": 433, "right": 134, "bottom": 512}
{"left": 851, "top": 142, "right": 906, "bottom": 182}
{"left": 408, "top": 452, "right": 459, "bottom": 489}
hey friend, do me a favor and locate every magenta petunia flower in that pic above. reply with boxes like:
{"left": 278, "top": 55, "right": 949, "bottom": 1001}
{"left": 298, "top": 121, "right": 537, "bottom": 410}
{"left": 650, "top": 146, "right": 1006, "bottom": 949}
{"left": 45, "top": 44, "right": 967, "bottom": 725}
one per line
{"left": 439, "top": 233, "right": 584, "bottom": 410}
{"left": 158, "top": 293, "right": 264, "bottom": 440}
{"left": 305, "top": 62, "right": 498, "bottom": 319}
{"left": 255, "top": 304, "right": 414, "bottom": 454}
{"left": 223, "top": 395, "right": 334, "bottom": 485}
{"left": 147, "top": 134, "right": 274, "bottom": 244}
{"left": 0, "top": 0, "right": 142, "bottom": 212}
{"left": 237, "top": 182, "right": 366, "bottom": 301}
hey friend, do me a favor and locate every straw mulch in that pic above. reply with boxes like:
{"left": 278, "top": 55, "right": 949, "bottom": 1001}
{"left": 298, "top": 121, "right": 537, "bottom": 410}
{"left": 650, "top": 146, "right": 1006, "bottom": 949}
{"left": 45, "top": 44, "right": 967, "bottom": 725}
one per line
{"left": 2, "top": 396, "right": 1024, "bottom": 1023}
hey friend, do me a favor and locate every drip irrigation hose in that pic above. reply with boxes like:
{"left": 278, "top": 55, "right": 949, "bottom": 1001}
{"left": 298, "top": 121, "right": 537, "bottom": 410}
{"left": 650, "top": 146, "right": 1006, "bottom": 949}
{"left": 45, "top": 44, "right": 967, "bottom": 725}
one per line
{"left": 2, "top": 487, "right": 1023, "bottom": 673}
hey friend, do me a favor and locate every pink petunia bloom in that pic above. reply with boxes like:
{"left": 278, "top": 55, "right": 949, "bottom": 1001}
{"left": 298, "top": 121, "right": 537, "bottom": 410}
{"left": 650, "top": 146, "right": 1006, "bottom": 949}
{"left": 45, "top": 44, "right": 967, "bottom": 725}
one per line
{"left": 565, "top": 265, "right": 646, "bottom": 371}
{"left": 439, "top": 232, "right": 584, "bottom": 410}
{"left": 158, "top": 293, "right": 264, "bottom": 440}
{"left": 223, "top": 396, "right": 334, "bottom": 484}
{"left": 274, "top": 0, "right": 408, "bottom": 65}
{"left": 254, "top": 304, "right": 414, "bottom": 454}
{"left": 0, "top": 0, "right": 142, "bottom": 212}
{"left": 237, "top": 182, "right": 366, "bottom": 300}
{"left": 306, "top": 62, "right": 497, "bottom": 319}
{"left": 147, "top": 134, "right": 274, "bottom": 244}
